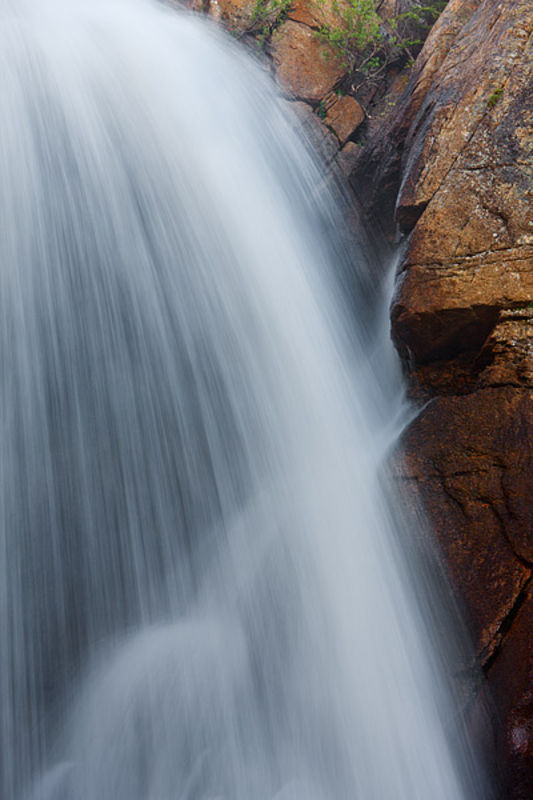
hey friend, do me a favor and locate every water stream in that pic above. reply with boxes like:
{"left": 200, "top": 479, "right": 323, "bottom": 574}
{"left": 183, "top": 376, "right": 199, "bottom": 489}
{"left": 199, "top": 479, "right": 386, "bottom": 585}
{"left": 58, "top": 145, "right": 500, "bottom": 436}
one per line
{"left": 0, "top": 1, "right": 483, "bottom": 797}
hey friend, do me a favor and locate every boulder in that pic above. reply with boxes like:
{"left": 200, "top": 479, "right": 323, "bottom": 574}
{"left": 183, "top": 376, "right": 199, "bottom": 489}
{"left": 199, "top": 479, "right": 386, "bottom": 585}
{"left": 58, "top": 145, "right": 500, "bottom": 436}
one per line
{"left": 271, "top": 21, "right": 345, "bottom": 102}
{"left": 323, "top": 93, "right": 364, "bottom": 143}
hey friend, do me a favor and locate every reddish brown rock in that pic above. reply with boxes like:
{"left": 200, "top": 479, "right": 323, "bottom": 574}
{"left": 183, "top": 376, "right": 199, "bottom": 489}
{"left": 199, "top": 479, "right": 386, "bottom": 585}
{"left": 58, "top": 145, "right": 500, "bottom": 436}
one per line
{"left": 271, "top": 21, "right": 345, "bottom": 102}
{"left": 390, "top": 0, "right": 533, "bottom": 377}
{"left": 478, "top": 309, "right": 533, "bottom": 389}
{"left": 396, "top": 1, "right": 533, "bottom": 228}
{"left": 287, "top": 0, "right": 350, "bottom": 30}
{"left": 396, "top": 387, "right": 533, "bottom": 662}
{"left": 391, "top": 245, "right": 533, "bottom": 364}
{"left": 323, "top": 94, "right": 364, "bottom": 143}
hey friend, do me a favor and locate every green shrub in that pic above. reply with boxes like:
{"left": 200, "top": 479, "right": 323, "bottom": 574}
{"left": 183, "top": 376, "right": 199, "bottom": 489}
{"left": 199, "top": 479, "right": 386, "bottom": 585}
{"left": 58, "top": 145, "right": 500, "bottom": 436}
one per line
{"left": 487, "top": 86, "right": 504, "bottom": 109}
{"left": 316, "top": 0, "right": 446, "bottom": 88}
{"left": 317, "top": 99, "right": 328, "bottom": 118}
{"left": 250, "top": 0, "right": 292, "bottom": 45}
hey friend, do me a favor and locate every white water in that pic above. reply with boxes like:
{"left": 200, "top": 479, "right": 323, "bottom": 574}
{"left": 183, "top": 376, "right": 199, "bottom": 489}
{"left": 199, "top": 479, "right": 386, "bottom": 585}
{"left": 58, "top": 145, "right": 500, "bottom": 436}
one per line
{"left": 0, "top": 1, "right": 483, "bottom": 798}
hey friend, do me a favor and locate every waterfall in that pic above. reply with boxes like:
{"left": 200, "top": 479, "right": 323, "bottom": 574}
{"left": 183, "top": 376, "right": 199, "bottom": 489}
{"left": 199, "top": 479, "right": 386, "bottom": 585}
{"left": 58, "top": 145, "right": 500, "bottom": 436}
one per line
{"left": 0, "top": 1, "right": 484, "bottom": 798}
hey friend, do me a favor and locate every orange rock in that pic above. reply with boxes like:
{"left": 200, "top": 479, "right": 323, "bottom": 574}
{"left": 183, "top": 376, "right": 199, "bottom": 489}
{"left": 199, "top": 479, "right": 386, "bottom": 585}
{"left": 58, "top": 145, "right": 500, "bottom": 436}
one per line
{"left": 271, "top": 21, "right": 345, "bottom": 102}
{"left": 287, "top": 0, "right": 322, "bottom": 28}
{"left": 324, "top": 94, "right": 364, "bottom": 142}
{"left": 478, "top": 310, "right": 533, "bottom": 389}
{"left": 287, "top": 0, "right": 350, "bottom": 30}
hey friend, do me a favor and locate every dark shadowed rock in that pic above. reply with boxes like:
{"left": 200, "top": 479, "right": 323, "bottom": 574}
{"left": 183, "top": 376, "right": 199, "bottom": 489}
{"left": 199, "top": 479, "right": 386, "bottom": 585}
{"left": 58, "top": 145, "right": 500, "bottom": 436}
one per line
{"left": 488, "top": 584, "right": 533, "bottom": 799}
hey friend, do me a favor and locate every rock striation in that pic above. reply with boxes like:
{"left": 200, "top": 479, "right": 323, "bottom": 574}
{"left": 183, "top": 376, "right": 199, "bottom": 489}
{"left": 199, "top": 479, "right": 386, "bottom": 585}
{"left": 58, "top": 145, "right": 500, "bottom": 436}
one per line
{"left": 350, "top": 1, "right": 533, "bottom": 795}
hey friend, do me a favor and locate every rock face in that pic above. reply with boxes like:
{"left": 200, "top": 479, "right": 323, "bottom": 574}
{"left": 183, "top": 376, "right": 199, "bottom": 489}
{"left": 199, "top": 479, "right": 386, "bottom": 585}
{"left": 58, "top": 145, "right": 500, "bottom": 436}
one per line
{"left": 351, "top": 0, "right": 533, "bottom": 795}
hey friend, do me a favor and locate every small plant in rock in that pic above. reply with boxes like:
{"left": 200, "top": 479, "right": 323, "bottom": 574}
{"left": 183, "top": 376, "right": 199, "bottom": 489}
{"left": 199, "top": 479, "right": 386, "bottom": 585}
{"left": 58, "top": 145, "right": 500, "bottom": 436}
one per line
{"left": 249, "top": 0, "right": 291, "bottom": 46}
{"left": 487, "top": 86, "right": 504, "bottom": 109}
{"left": 316, "top": 0, "right": 381, "bottom": 71}
{"left": 316, "top": 0, "right": 446, "bottom": 91}
{"left": 317, "top": 99, "right": 328, "bottom": 119}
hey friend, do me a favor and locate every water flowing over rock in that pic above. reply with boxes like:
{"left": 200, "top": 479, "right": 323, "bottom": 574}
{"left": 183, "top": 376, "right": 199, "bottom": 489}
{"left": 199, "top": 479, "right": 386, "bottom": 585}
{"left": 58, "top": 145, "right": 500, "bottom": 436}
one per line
{"left": 350, "top": 0, "right": 533, "bottom": 795}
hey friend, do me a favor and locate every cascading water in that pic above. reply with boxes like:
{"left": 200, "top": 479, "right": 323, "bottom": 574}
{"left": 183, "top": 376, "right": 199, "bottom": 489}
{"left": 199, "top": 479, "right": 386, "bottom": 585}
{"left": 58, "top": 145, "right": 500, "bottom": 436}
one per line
{"left": 0, "top": 1, "right": 485, "bottom": 798}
